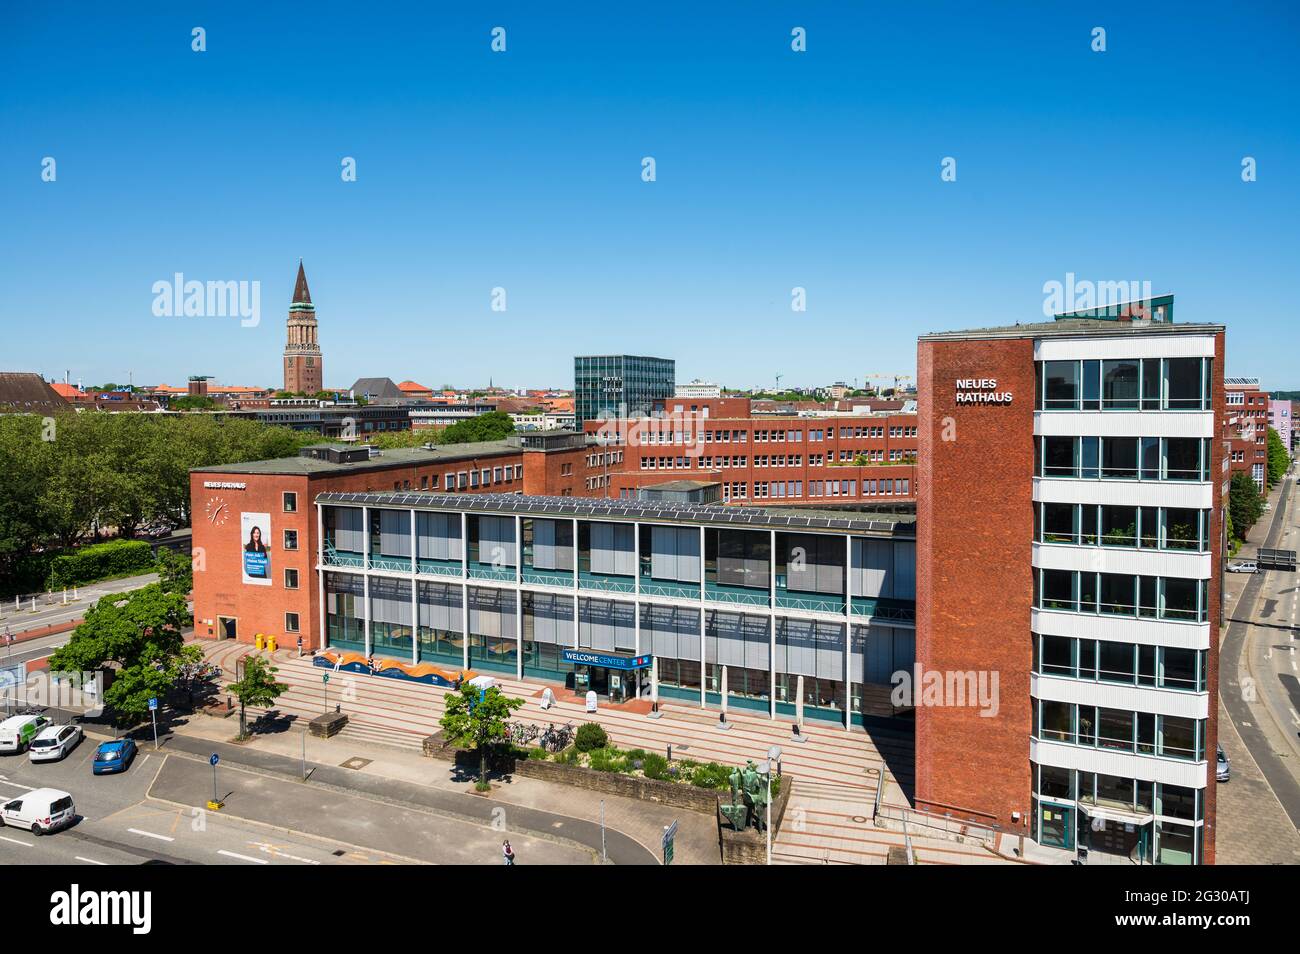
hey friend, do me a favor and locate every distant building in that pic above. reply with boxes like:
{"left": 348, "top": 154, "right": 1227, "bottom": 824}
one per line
{"left": 574, "top": 355, "right": 675, "bottom": 426}
{"left": 675, "top": 379, "right": 721, "bottom": 399}
{"left": 0, "top": 373, "right": 69, "bottom": 414}
{"left": 1225, "top": 377, "right": 1267, "bottom": 489}
{"left": 1268, "top": 398, "right": 1292, "bottom": 457}
{"left": 350, "top": 378, "right": 404, "bottom": 403}
{"left": 397, "top": 381, "right": 435, "bottom": 400}
{"left": 283, "top": 261, "right": 323, "bottom": 394}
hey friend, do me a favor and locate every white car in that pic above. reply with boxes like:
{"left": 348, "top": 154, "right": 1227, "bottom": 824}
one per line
{"left": 28, "top": 725, "right": 83, "bottom": 763}
{"left": 1228, "top": 561, "right": 1257, "bottom": 574}
{"left": 0, "top": 787, "right": 76, "bottom": 835}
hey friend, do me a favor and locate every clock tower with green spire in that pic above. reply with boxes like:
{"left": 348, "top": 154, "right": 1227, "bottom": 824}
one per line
{"left": 283, "top": 260, "right": 323, "bottom": 394}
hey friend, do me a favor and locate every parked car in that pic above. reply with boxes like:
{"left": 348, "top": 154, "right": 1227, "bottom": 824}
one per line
{"left": 92, "top": 738, "right": 138, "bottom": 775}
{"left": 1227, "top": 561, "right": 1258, "bottom": 573}
{"left": 1217, "top": 745, "right": 1230, "bottom": 782}
{"left": 0, "top": 714, "right": 51, "bottom": 754}
{"left": 0, "top": 787, "right": 75, "bottom": 835}
{"left": 28, "top": 725, "right": 83, "bottom": 763}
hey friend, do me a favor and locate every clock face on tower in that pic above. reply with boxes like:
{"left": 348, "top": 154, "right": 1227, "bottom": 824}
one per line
{"left": 205, "top": 497, "right": 230, "bottom": 526}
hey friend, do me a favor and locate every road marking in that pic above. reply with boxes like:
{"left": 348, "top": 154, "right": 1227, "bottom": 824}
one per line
{"left": 74, "top": 856, "right": 106, "bottom": 865}
{"left": 0, "top": 834, "right": 32, "bottom": 847}
{"left": 127, "top": 828, "right": 174, "bottom": 842}
{"left": 217, "top": 849, "right": 268, "bottom": 864}
{"left": 251, "top": 841, "right": 321, "bottom": 865}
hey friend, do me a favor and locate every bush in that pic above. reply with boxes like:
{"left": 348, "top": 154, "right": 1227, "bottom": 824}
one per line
{"left": 588, "top": 746, "right": 629, "bottom": 774}
{"left": 687, "top": 762, "right": 733, "bottom": 790}
{"left": 641, "top": 752, "right": 670, "bottom": 780}
{"left": 526, "top": 747, "right": 550, "bottom": 762}
{"left": 48, "top": 539, "right": 154, "bottom": 589}
{"left": 574, "top": 722, "right": 609, "bottom": 752}
{"left": 553, "top": 746, "right": 579, "bottom": 764}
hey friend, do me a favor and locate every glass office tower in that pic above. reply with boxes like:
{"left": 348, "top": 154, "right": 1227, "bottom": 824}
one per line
{"left": 575, "top": 355, "right": 676, "bottom": 426}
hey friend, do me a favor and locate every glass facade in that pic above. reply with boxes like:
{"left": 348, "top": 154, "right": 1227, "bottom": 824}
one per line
{"left": 574, "top": 355, "right": 675, "bottom": 425}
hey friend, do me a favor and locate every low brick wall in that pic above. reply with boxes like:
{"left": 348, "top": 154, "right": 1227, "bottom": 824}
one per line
{"left": 513, "top": 757, "right": 722, "bottom": 814}
{"left": 717, "top": 775, "right": 795, "bottom": 865}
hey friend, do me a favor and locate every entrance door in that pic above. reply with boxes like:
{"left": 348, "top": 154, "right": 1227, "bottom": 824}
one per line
{"left": 218, "top": 617, "right": 237, "bottom": 640}
{"left": 1038, "top": 803, "right": 1073, "bottom": 850}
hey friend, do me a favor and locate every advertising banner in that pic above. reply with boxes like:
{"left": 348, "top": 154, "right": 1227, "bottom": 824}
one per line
{"left": 241, "top": 511, "right": 272, "bottom": 585}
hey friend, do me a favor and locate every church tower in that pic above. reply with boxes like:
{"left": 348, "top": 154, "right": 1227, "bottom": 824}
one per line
{"left": 283, "top": 261, "right": 323, "bottom": 394}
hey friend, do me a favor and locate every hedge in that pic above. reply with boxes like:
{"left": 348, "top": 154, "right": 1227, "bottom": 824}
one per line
{"left": 48, "top": 539, "right": 155, "bottom": 588}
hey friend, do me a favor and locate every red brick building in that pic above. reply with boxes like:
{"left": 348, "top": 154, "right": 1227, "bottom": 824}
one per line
{"left": 916, "top": 300, "right": 1223, "bottom": 864}
{"left": 283, "top": 262, "right": 323, "bottom": 394}
{"left": 1224, "top": 377, "right": 1267, "bottom": 490}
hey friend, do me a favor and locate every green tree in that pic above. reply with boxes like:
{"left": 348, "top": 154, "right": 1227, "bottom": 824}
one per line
{"left": 170, "top": 395, "right": 218, "bottom": 411}
{"left": 48, "top": 584, "right": 193, "bottom": 732}
{"left": 155, "top": 546, "right": 193, "bottom": 595}
{"left": 1228, "top": 471, "right": 1265, "bottom": 542}
{"left": 439, "top": 682, "right": 523, "bottom": 789}
{"left": 228, "top": 655, "right": 288, "bottom": 738}
{"left": 1266, "top": 427, "right": 1290, "bottom": 489}
{"left": 437, "top": 411, "right": 515, "bottom": 445}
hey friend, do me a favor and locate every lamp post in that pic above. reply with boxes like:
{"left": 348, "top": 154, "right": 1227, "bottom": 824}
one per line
{"left": 765, "top": 744, "right": 782, "bottom": 866}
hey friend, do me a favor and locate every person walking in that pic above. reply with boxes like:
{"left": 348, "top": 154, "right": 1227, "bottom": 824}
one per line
{"left": 502, "top": 839, "right": 516, "bottom": 865}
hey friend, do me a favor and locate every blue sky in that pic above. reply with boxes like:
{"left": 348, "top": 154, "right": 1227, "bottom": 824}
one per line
{"left": 2, "top": 2, "right": 1297, "bottom": 391}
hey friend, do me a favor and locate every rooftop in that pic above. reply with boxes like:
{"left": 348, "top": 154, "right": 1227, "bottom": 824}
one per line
{"left": 315, "top": 490, "right": 916, "bottom": 536}
{"left": 194, "top": 439, "right": 522, "bottom": 476}
{"left": 920, "top": 318, "right": 1224, "bottom": 342}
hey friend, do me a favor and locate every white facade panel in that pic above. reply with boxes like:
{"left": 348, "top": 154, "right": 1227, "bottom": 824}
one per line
{"left": 1034, "top": 335, "right": 1216, "bottom": 362}
{"left": 1030, "top": 738, "right": 1208, "bottom": 788}
{"left": 1032, "top": 607, "right": 1210, "bottom": 650}
{"left": 1031, "top": 673, "right": 1209, "bottom": 719}
{"left": 1034, "top": 411, "right": 1214, "bottom": 438}
{"left": 1033, "top": 477, "right": 1213, "bottom": 510}
{"left": 1031, "top": 542, "right": 1211, "bottom": 579}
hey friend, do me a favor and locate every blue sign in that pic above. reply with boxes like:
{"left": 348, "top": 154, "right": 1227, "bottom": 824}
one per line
{"left": 561, "top": 650, "right": 652, "bottom": 671}
{"left": 210, "top": 753, "right": 220, "bottom": 766}
{"left": 148, "top": 697, "right": 158, "bottom": 712}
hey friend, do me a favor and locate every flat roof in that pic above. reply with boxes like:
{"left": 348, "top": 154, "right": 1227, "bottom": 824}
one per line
{"left": 315, "top": 491, "right": 916, "bottom": 536}
{"left": 919, "top": 319, "right": 1224, "bottom": 342}
{"left": 194, "top": 440, "right": 522, "bottom": 477}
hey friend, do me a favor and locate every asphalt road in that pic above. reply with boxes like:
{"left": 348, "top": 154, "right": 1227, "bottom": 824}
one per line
{"left": 1220, "top": 471, "right": 1300, "bottom": 830}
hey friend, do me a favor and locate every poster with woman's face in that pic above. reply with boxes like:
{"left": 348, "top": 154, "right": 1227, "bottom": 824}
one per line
{"left": 241, "top": 512, "right": 272, "bottom": 585}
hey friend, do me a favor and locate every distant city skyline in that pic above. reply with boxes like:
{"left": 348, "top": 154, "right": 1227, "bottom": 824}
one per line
{"left": 3, "top": 3, "right": 1297, "bottom": 390}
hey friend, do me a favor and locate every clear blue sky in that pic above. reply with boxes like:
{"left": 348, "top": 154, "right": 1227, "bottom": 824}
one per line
{"left": 2, "top": 2, "right": 1297, "bottom": 391}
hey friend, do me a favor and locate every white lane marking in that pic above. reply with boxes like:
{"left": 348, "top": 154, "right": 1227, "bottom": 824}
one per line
{"left": 0, "top": 834, "right": 33, "bottom": 847}
{"left": 251, "top": 841, "right": 321, "bottom": 865}
{"left": 74, "top": 856, "right": 106, "bottom": 865}
{"left": 127, "top": 828, "right": 174, "bottom": 842}
{"left": 217, "top": 849, "right": 268, "bottom": 864}
{"left": 0, "top": 778, "right": 34, "bottom": 791}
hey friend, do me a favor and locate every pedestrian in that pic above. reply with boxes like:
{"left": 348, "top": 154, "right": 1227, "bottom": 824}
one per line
{"left": 297, "top": 636, "right": 303, "bottom": 658}
{"left": 502, "top": 839, "right": 515, "bottom": 865}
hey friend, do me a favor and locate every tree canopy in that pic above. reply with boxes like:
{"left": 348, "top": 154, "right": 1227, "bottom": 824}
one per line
{"left": 440, "top": 682, "right": 523, "bottom": 788}
{"left": 1228, "top": 471, "right": 1265, "bottom": 542}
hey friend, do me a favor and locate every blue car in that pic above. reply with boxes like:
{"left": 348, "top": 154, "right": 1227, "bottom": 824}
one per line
{"left": 92, "top": 738, "right": 137, "bottom": 775}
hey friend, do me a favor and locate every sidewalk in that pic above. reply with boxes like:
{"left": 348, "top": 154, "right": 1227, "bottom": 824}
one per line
{"left": 192, "top": 639, "right": 1014, "bottom": 865}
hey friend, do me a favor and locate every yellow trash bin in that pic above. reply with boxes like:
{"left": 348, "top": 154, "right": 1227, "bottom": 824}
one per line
{"left": 255, "top": 633, "right": 265, "bottom": 651}
{"left": 267, "top": 636, "right": 278, "bottom": 653}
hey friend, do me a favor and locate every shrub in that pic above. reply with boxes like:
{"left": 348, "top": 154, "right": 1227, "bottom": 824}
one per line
{"left": 574, "top": 722, "right": 609, "bottom": 752}
{"left": 49, "top": 539, "right": 154, "bottom": 589}
{"left": 526, "top": 747, "right": 550, "bottom": 762}
{"left": 641, "top": 752, "right": 670, "bottom": 780}
{"left": 687, "top": 762, "right": 733, "bottom": 790}
{"left": 588, "top": 746, "right": 628, "bottom": 774}
{"left": 553, "top": 746, "right": 579, "bottom": 764}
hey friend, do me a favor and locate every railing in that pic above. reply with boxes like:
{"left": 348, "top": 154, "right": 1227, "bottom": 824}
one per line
{"left": 521, "top": 567, "right": 573, "bottom": 587}
{"left": 468, "top": 565, "right": 515, "bottom": 582}
{"left": 578, "top": 573, "right": 636, "bottom": 594}
{"left": 875, "top": 804, "right": 1002, "bottom": 847}
{"left": 851, "top": 597, "right": 916, "bottom": 623}
{"left": 322, "top": 544, "right": 365, "bottom": 568}
{"left": 776, "top": 591, "right": 845, "bottom": 614}
{"left": 703, "top": 585, "right": 770, "bottom": 608}
{"left": 416, "top": 559, "right": 463, "bottom": 578}
{"left": 369, "top": 554, "right": 412, "bottom": 573}
{"left": 639, "top": 579, "right": 701, "bottom": 600}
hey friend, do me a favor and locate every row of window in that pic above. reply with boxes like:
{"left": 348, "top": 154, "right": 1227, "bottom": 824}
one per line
{"left": 1036, "top": 357, "right": 1212, "bottom": 412}
{"left": 1035, "top": 568, "right": 1209, "bottom": 622}
{"left": 1035, "top": 503, "right": 1210, "bottom": 552}
{"left": 1037, "top": 436, "right": 1213, "bottom": 482}
{"left": 1034, "top": 764, "right": 1202, "bottom": 822}
{"left": 724, "top": 478, "right": 911, "bottom": 501}
{"left": 647, "top": 425, "right": 916, "bottom": 444}
{"left": 1033, "top": 633, "right": 1207, "bottom": 692}
{"left": 1033, "top": 699, "right": 1206, "bottom": 761}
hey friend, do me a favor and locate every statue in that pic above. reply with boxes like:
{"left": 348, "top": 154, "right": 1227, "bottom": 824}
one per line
{"left": 720, "top": 759, "right": 774, "bottom": 832}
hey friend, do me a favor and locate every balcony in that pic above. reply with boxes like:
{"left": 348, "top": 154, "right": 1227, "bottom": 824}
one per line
{"left": 416, "top": 558, "right": 463, "bottom": 579}
{"left": 369, "top": 553, "right": 413, "bottom": 573}
{"left": 578, "top": 571, "right": 636, "bottom": 594}
{"left": 322, "top": 544, "right": 364, "bottom": 568}
{"left": 704, "top": 581, "right": 770, "bottom": 608}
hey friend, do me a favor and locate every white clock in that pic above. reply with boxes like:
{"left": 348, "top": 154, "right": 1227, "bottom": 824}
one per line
{"left": 205, "top": 497, "right": 230, "bottom": 526}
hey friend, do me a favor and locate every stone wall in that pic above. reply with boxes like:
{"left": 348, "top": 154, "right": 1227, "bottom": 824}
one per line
{"left": 512, "top": 757, "right": 722, "bottom": 814}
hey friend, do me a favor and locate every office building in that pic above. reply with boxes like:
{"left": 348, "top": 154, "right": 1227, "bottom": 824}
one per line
{"left": 574, "top": 355, "right": 675, "bottom": 426}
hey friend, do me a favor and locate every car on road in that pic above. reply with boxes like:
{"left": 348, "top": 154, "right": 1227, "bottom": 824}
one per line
{"left": 1216, "top": 745, "right": 1230, "bottom": 782}
{"left": 0, "top": 787, "right": 76, "bottom": 835}
{"left": 92, "top": 738, "right": 138, "bottom": 775}
{"left": 28, "top": 724, "right": 83, "bottom": 763}
{"left": 1227, "top": 560, "right": 1257, "bottom": 573}
{"left": 0, "top": 714, "right": 51, "bottom": 754}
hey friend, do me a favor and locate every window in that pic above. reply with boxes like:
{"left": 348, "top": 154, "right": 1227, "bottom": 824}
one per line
{"left": 283, "top": 492, "right": 298, "bottom": 513}
{"left": 283, "top": 529, "right": 298, "bottom": 551}
{"left": 1101, "top": 360, "right": 1141, "bottom": 409}
{"left": 285, "top": 612, "right": 300, "bottom": 633}
{"left": 284, "top": 568, "right": 299, "bottom": 589}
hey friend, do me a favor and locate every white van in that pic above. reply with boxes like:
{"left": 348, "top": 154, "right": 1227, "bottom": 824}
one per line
{"left": 0, "top": 714, "right": 51, "bottom": 754}
{"left": 0, "top": 787, "right": 76, "bottom": 835}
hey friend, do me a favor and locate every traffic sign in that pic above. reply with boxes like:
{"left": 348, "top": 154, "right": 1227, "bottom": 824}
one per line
{"left": 322, "top": 673, "right": 330, "bottom": 684}
{"left": 210, "top": 753, "right": 220, "bottom": 766}
{"left": 148, "top": 697, "right": 158, "bottom": 712}
{"left": 662, "top": 819, "right": 678, "bottom": 866}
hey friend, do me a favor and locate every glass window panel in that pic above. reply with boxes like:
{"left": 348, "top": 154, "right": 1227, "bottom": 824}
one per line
{"left": 1097, "top": 709, "right": 1135, "bottom": 751}
{"left": 1141, "top": 358, "right": 1162, "bottom": 410}
{"left": 1097, "top": 641, "right": 1134, "bottom": 683}
{"left": 1164, "top": 438, "right": 1201, "bottom": 481}
{"left": 1101, "top": 437, "right": 1138, "bottom": 479}
{"left": 1079, "top": 504, "right": 1099, "bottom": 545}
{"left": 1081, "top": 360, "right": 1100, "bottom": 410}
{"left": 1101, "top": 359, "right": 1140, "bottom": 409}
{"left": 1161, "top": 577, "right": 1199, "bottom": 621}
{"left": 1040, "top": 701, "right": 1073, "bottom": 742}
{"left": 1043, "top": 436, "right": 1078, "bottom": 477}
{"left": 1041, "top": 634, "right": 1074, "bottom": 676}
{"left": 1100, "top": 506, "right": 1137, "bottom": 547}
{"left": 1041, "top": 503, "right": 1076, "bottom": 543}
{"left": 1164, "top": 508, "right": 1201, "bottom": 551}
{"left": 1040, "top": 570, "right": 1077, "bottom": 611}
{"left": 1165, "top": 358, "right": 1204, "bottom": 410}
{"left": 1161, "top": 647, "right": 1197, "bottom": 691}
{"left": 1043, "top": 361, "right": 1081, "bottom": 409}
{"left": 1081, "top": 436, "right": 1100, "bottom": 479}
{"left": 1099, "top": 573, "right": 1135, "bottom": 615}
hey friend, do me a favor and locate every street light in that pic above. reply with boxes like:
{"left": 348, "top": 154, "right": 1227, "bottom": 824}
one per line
{"left": 764, "top": 744, "right": 782, "bottom": 865}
